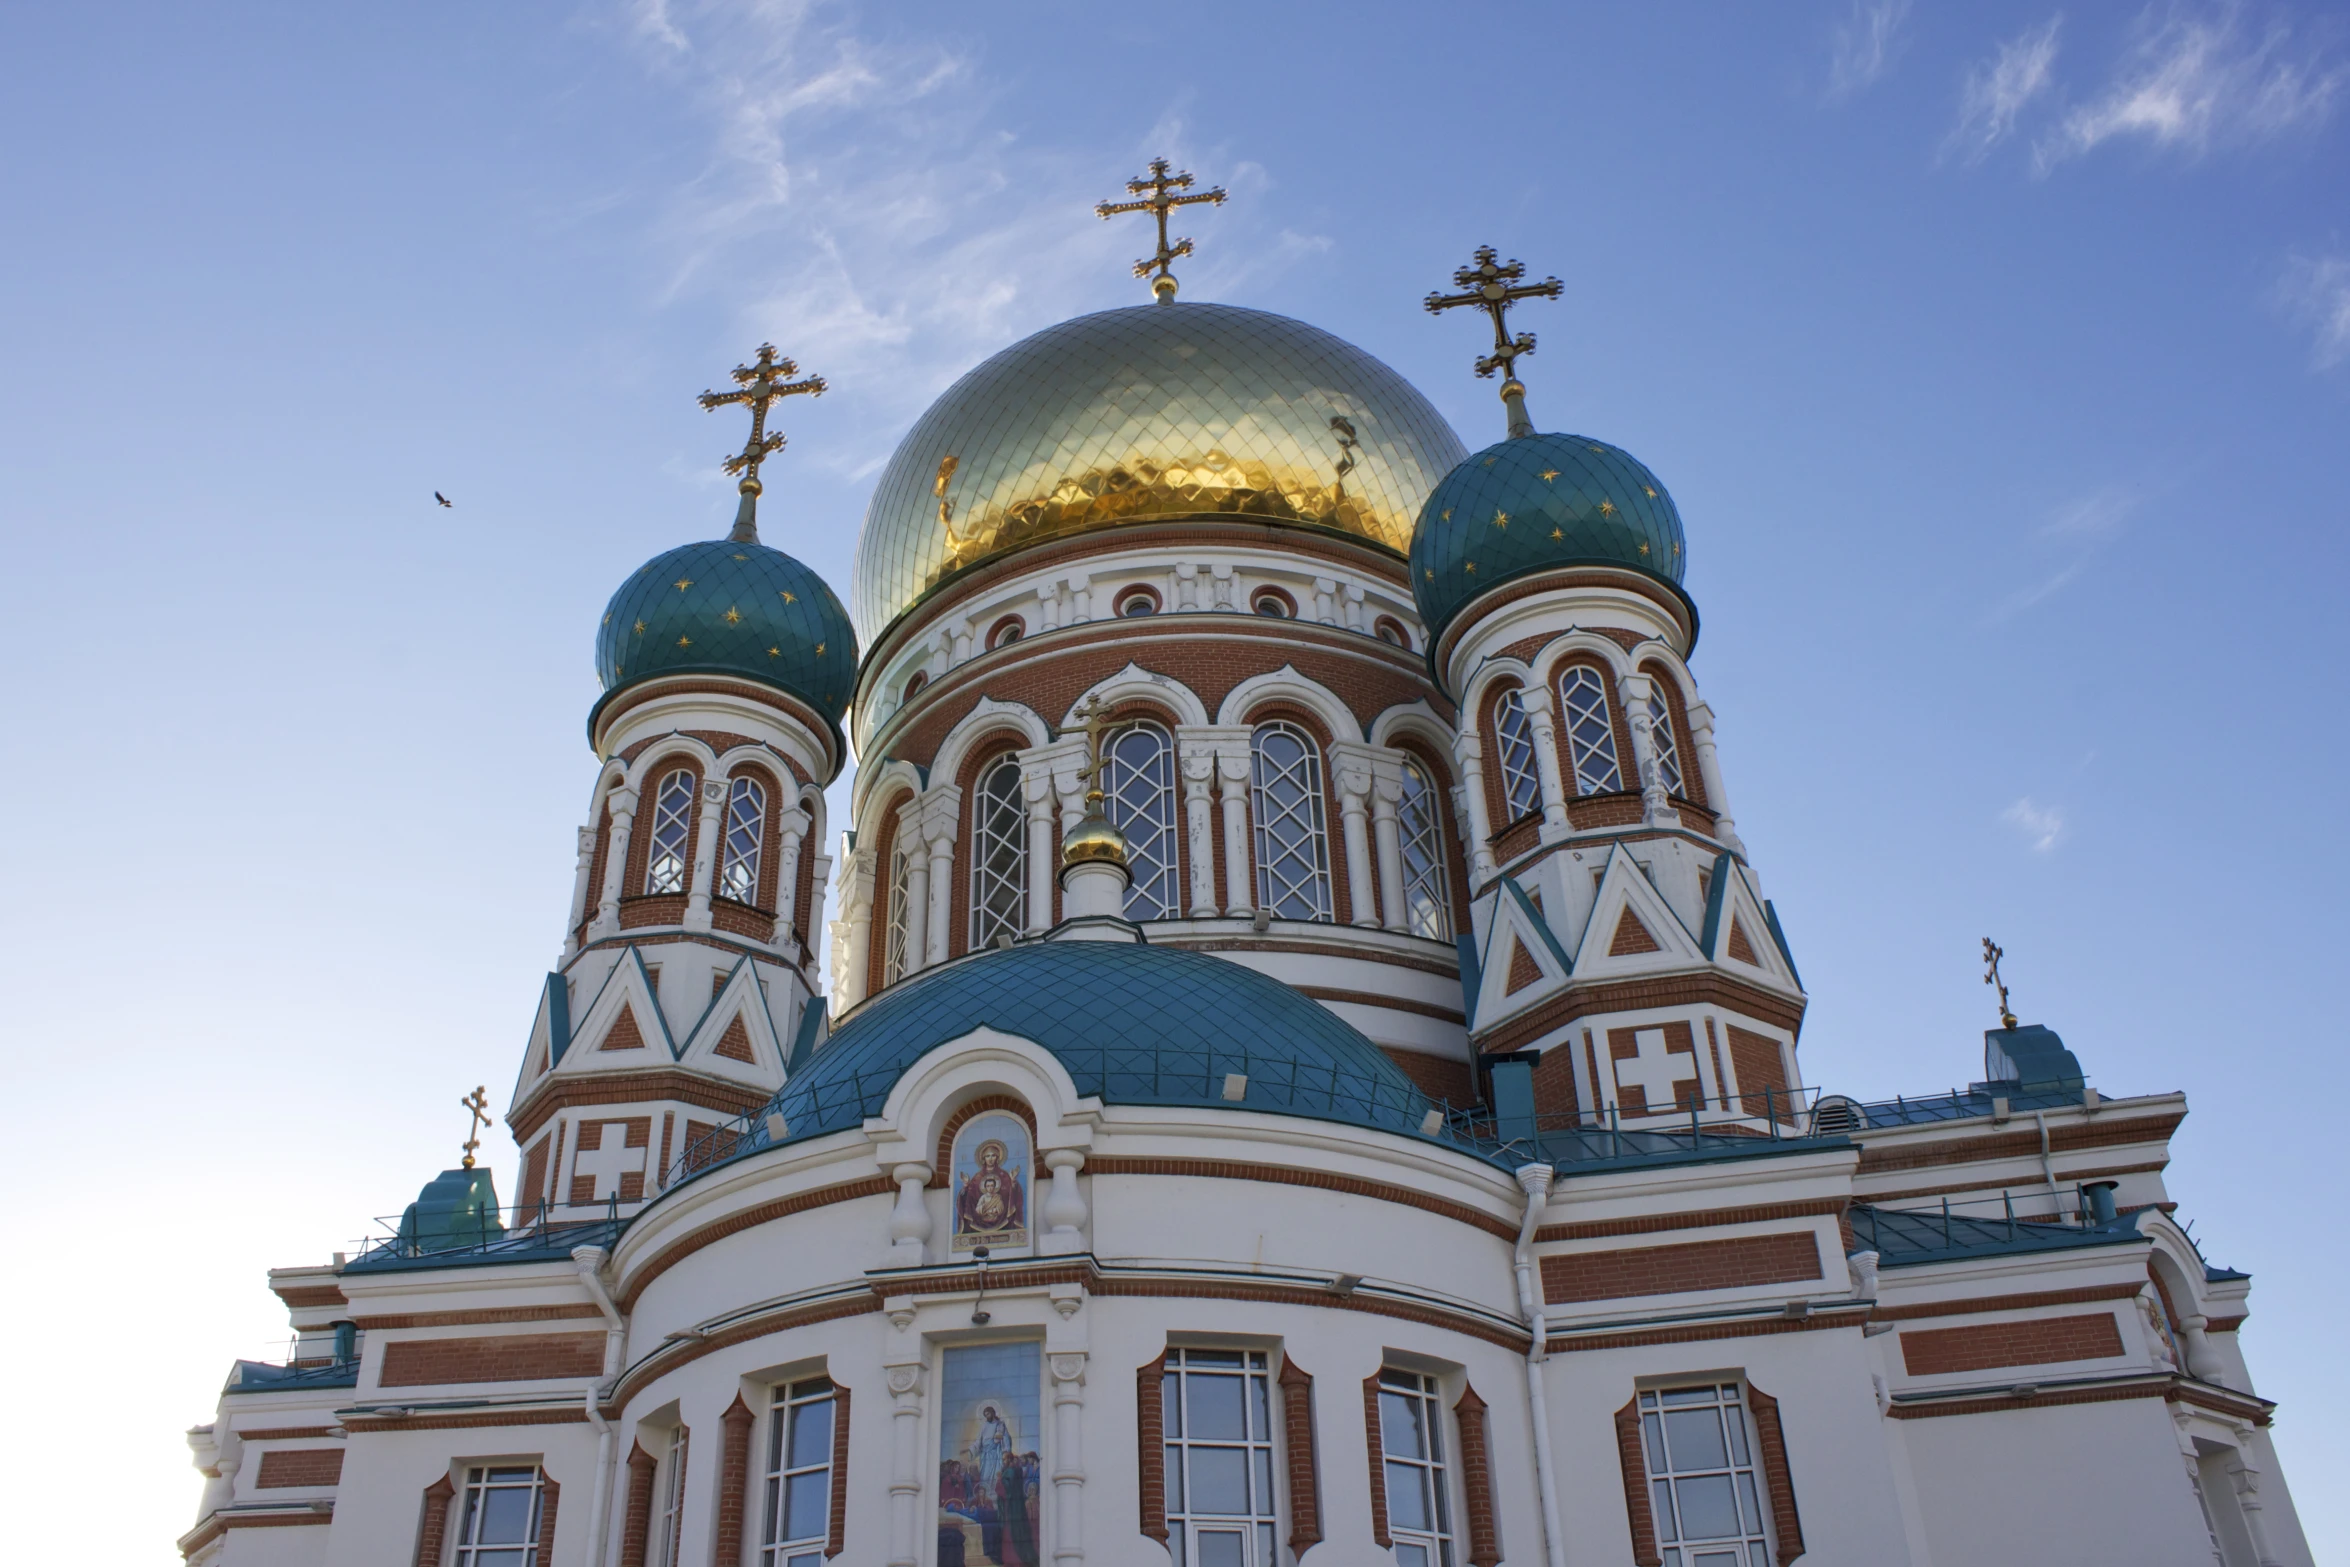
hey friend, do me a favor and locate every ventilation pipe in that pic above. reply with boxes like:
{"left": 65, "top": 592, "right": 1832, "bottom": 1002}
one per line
{"left": 1512, "top": 1163, "right": 1569, "bottom": 1567}
{"left": 573, "top": 1246, "right": 626, "bottom": 1567}
{"left": 2082, "top": 1181, "right": 2120, "bottom": 1225}
{"left": 330, "top": 1320, "right": 357, "bottom": 1366}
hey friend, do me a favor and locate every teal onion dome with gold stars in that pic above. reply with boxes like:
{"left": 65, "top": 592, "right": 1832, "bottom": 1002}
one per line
{"left": 1409, "top": 431, "right": 1691, "bottom": 660}
{"left": 592, "top": 538, "right": 858, "bottom": 732}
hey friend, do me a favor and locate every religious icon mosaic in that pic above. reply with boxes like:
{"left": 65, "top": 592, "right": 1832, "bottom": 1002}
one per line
{"left": 949, "top": 1111, "right": 1031, "bottom": 1253}
{"left": 936, "top": 1341, "right": 1043, "bottom": 1567}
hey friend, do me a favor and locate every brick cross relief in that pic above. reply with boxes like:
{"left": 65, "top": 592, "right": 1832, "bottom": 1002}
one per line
{"left": 1614, "top": 1027, "right": 1698, "bottom": 1115}
{"left": 572, "top": 1121, "right": 647, "bottom": 1203}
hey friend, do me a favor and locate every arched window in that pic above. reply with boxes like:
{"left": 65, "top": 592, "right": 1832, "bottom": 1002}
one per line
{"left": 1103, "top": 721, "right": 1178, "bottom": 920}
{"left": 1397, "top": 757, "right": 1453, "bottom": 941}
{"left": 968, "top": 755, "right": 1027, "bottom": 951}
{"left": 883, "top": 830, "right": 914, "bottom": 984}
{"left": 643, "top": 768, "right": 696, "bottom": 894}
{"left": 1491, "top": 688, "right": 1543, "bottom": 821}
{"left": 1646, "top": 683, "right": 1685, "bottom": 796}
{"left": 715, "top": 775, "right": 766, "bottom": 904}
{"left": 1556, "top": 665, "right": 1624, "bottom": 796}
{"left": 1251, "top": 722, "right": 1332, "bottom": 922}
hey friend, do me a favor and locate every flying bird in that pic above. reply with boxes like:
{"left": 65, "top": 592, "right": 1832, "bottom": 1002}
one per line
{"left": 435, "top": 492, "right": 453, "bottom": 508}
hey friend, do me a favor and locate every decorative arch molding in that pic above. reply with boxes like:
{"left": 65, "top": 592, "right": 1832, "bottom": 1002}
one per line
{"left": 1367, "top": 700, "right": 1459, "bottom": 759}
{"left": 1060, "top": 661, "right": 1212, "bottom": 731}
{"left": 710, "top": 741, "right": 807, "bottom": 790}
{"left": 852, "top": 759, "right": 926, "bottom": 845}
{"left": 1456, "top": 656, "right": 1539, "bottom": 723}
{"left": 861, "top": 1026, "right": 1103, "bottom": 1176}
{"left": 932, "top": 697, "right": 1052, "bottom": 785}
{"left": 1217, "top": 664, "right": 1365, "bottom": 743}
{"left": 1623, "top": 639, "right": 1701, "bottom": 707}
{"left": 623, "top": 736, "right": 720, "bottom": 793}
{"left": 1522, "top": 628, "right": 1642, "bottom": 690}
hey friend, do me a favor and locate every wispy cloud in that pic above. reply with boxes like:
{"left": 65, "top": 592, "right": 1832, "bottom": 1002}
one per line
{"left": 2002, "top": 796, "right": 2067, "bottom": 852}
{"left": 1993, "top": 487, "right": 2139, "bottom": 616}
{"left": 2033, "top": 3, "right": 2344, "bottom": 172}
{"left": 2275, "top": 250, "right": 2350, "bottom": 368}
{"left": 1829, "top": 0, "right": 1913, "bottom": 97}
{"left": 1946, "top": 16, "right": 2064, "bottom": 163}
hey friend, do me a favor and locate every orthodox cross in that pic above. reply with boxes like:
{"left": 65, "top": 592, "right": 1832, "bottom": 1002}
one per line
{"left": 699, "top": 344, "right": 826, "bottom": 542}
{"left": 1425, "top": 246, "right": 1564, "bottom": 438}
{"left": 1096, "top": 159, "right": 1227, "bottom": 303}
{"left": 1070, "top": 694, "right": 1112, "bottom": 805}
{"left": 1982, "top": 937, "right": 2019, "bottom": 1030}
{"left": 459, "top": 1085, "right": 491, "bottom": 1170}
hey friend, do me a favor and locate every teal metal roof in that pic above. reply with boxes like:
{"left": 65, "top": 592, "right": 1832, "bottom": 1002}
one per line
{"left": 1409, "top": 432, "right": 1691, "bottom": 674}
{"left": 1851, "top": 1204, "right": 2147, "bottom": 1266}
{"left": 592, "top": 538, "right": 857, "bottom": 736}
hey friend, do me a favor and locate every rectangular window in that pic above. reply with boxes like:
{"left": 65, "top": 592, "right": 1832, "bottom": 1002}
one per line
{"left": 761, "top": 1378, "right": 835, "bottom": 1567}
{"left": 1162, "top": 1348, "right": 1280, "bottom": 1567}
{"left": 454, "top": 1465, "right": 545, "bottom": 1567}
{"left": 655, "top": 1427, "right": 689, "bottom": 1567}
{"left": 1378, "top": 1369, "right": 1454, "bottom": 1567}
{"left": 1639, "top": 1384, "right": 1773, "bottom": 1567}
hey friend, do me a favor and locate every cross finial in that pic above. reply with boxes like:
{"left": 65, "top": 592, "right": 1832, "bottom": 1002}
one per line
{"left": 1096, "top": 158, "right": 1227, "bottom": 303}
{"left": 1425, "top": 246, "right": 1564, "bottom": 439}
{"left": 698, "top": 344, "right": 826, "bottom": 543}
{"left": 459, "top": 1085, "right": 492, "bottom": 1170}
{"left": 1071, "top": 694, "right": 1112, "bottom": 806}
{"left": 1982, "top": 937, "right": 2019, "bottom": 1031}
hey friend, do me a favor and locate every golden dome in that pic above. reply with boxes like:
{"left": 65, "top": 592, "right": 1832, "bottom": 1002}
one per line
{"left": 851, "top": 302, "right": 1467, "bottom": 642}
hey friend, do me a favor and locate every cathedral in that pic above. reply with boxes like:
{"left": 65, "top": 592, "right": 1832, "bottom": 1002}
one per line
{"left": 182, "top": 165, "right": 2311, "bottom": 1567}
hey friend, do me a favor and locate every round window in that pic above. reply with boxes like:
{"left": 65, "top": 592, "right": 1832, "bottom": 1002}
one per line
{"left": 1374, "top": 617, "right": 1409, "bottom": 649}
{"left": 1118, "top": 591, "right": 1159, "bottom": 618}
{"left": 1251, "top": 590, "right": 1291, "bottom": 619}
{"left": 988, "top": 617, "right": 1025, "bottom": 650}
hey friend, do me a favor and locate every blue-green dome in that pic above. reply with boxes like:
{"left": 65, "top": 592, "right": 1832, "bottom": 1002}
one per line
{"left": 593, "top": 538, "right": 857, "bottom": 728}
{"left": 774, "top": 942, "right": 1445, "bottom": 1145}
{"left": 1409, "top": 432, "right": 1690, "bottom": 660}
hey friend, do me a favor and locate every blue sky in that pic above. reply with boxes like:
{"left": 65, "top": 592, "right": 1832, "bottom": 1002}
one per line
{"left": 1, "top": 2, "right": 2343, "bottom": 1557}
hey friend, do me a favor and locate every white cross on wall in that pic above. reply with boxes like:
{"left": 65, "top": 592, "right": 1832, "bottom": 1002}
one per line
{"left": 1614, "top": 1027, "right": 1698, "bottom": 1115}
{"left": 572, "top": 1121, "right": 648, "bottom": 1201}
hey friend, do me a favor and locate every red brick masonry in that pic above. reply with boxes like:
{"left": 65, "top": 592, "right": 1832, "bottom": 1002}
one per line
{"left": 1900, "top": 1312, "right": 2127, "bottom": 1376}
{"left": 1542, "top": 1232, "right": 1822, "bottom": 1304}
{"left": 255, "top": 1449, "right": 344, "bottom": 1488}
{"left": 378, "top": 1331, "right": 608, "bottom": 1387}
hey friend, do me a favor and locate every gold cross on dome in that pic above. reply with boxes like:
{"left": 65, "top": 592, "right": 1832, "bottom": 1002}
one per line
{"left": 1097, "top": 158, "right": 1227, "bottom": 303}
{"left": 1425, "top": 246, "right": 1563, "bottom": 438}
{"left": 1982, "top": 937, "right": 2019, "bottom": 1030}
{"left": 700, "top": 344, "right": 826, "bottom": 542}
{"left": 458, "top": 1086, "right": 491, "bottom": 1170}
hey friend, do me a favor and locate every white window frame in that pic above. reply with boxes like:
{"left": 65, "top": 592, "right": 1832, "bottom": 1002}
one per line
{"left": 1250, "top": 722, "right": 1333, "bottom": 922}
{"left": 969, "top": 755, "right": 1028, "bottom": 951}
{"left": 1104, "top": 721, "right": 1180, "bottom": 920}
{"left": 1491, "top": 688, "right": 1543, "bottom": 822}
{"left": 1377, "top": 1368, "right": 1456, "bottom": 1567}
{"left": 1161, "top": 1348, "right": 1281, "bottom": 1567}
{"left": 1646, "top": 685, "right": 1685, "bottom": 796}
{"left": 655, "top": 1426, "right": 689, "bottom": 1567}
{"left": 1638, "top": 1383, "right": 1775, "bottom": 1567}
{"left": 760, "top": 1377, "right": 837, "bottom": 1567}
{"left": 883, "top": 833, "right": 913, "bottom": 984}
{"left": 1557, "top": 665, "right": 1625, "bottom": 796}
{"left": 453, "top": 1464, "right": 546, "bottom": 1567}
{"left": 644, "top": 768, "right": 697, "bottom": 894}
{"left": 1397, "top": 759, "right": 1453, "bottom": 941}
{"left": 717, "top": 776, "right": 767, "bottom": 904}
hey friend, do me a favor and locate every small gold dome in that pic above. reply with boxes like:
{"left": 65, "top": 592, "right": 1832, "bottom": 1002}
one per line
{"left": 1060, "top": 811, "right": 1130, "bottom": 871}
{"left": 851, "top": 303, "right": 1467, "bottom": 642}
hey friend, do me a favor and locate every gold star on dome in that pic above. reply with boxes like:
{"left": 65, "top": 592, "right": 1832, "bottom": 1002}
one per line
{"left": 733, "top": 553, "right": 748, "bottom": 560}
{"left": 1465, "top": 561, "right": 1477, "bottom": 574}
{"left": 602, "top": 612, "right": 611, "bottom": 626}
{"left": 1637, "top": 543, "right": 1650, "bottom": 556}
{"left": 1644, "top": 485, "right": 1657, "bottom": 498}
{"left": 1424, "top": 568, "right": 1435, "bottom": 580}
{"left": 1587, "top": 444, "right": 1605, "bottom": 454}
{"left": 780, "top": 590, "right": 797, "bottom": 604}
{"left": 674, "top": 577, "right": 693, "bottom": 591}
{"left": 768, "top": 646, "right": 781, "bottom": 657}
{"left": 1550, "top": 527, "right": 1563, "bottom": 541}
{"left": 1493, "top": 509, "right": 1509, "bottom": 529}
{"left": 632, "top": 620, "right": 645, "bottom": 635}
{"left": 678, "top": 635, "right": 693, "bottom": 646}
{"left": 1540, "top": 469, "right": 1559, "bottom": 482}
{"left": 724, "top": 606, "right": 743, "bottom": 624}
{"left": 814, "top": 642, "right": 826, "bottom": 655}
{"left": 1482, "top": 456, "right": 1496, "bottom": 467}
{"left": 1598, "top": 498, "right": 1616, "bottom": 516}
{"left": 1441, "top": 508, "right": 1453, "bottom": 522}
{"left": 1672, "top": 541, "right": 1681, "bottom": 555}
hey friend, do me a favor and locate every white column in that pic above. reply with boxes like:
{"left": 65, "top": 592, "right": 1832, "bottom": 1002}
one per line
{"left": 590, "top": 785, "right": 639, "bottom": 938}
{"left": 1040, "top": 1148, "right": 1088, "bottom": 1255}
{"left": 885, "top": 1357, "right": 925, "bottom": 1567}
{"left": 925, "top": 830, "right": 955, "bottom": 967}
{"left": 1023, "top": 763, "right": 1057, "bottom": 934}
{"left": 684, "top": 776, "right": 727, "bottom": 931}
{"left": 562, "top": 825, "right": 597, "bottom": 961}
{"left": 1218, "top": 752, "right": 1254, "bottom": 918}
{"left": 1175, "top": 563, "right": 1200, "bottom": 611}
{"left": 1331, "top": 743, "right": 1379, "bottom": 927}
{"left": 1312, "top": 576, "right": 1338, "bottom": 625}
{"left": 1342, "top": 582, "right": 1366, "bottom": 632}
{"left": 834, "top": 845, "right": 876, "bottom": 1009}
{"left": 1370, "top": 755, "right": 1408, "bottom": 934}
{"left": 1518, "top": 685, "right": 1572, "bottom": 834}
{"left": 896, "top": 796, "right": 930, "bottom": 973}
{"left": 1180, "top": 751, "right": 1217, "bottom": 915}
{"left": 1067, "top": 572, "right": 1093, "bottom": 623}
{"left": 888, "top": 1163, "right": 932, "bottom": 1264}
{"left": 772, "top": 804, "right": 812, "bottom": 948}
{"left": 1451, "top": 730, "right": 1496, "bottom": 882}
{"left": 1620, "top": 672, "right": 1679, "bottom": 828}
{"left": 1686, "top": 696, "right": 1743, "bottom": 851}
{"left": 1049, "top": 1353, "right": 1088, "bottom": 1567}
{"left": 2226, "top": 1446, "right": 2286, "bottom": 1567}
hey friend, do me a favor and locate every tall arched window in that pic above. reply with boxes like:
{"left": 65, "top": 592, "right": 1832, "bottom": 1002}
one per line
{"left": 715, "top": 775, "right": 767, "bottom": 903}
{"left": 1491, "top": 687, "right": 1543, "bottom": 821}
{"left": 643, "top": 768, "right": 696, "bottom": 894}
{"left": 1103, "top": 721, "right": 1178, "bottom": 920}
{"left": 1397, "top": 758, "right": 1453, "bottom": 941}
{"left": 1251, "top": 722, "right": 1332, "bottom": 922}
{"left": 1556, "top": 666, "right": 1624, "bottom": 796}
{"left": 1646, "top": 683, "right": 1685, "bottom": 796}
{"left": 968, "top": 755, "right": 1027, "bottom": 951}
{"left": 883, "top": 830, "right": 914, "bottom": 984}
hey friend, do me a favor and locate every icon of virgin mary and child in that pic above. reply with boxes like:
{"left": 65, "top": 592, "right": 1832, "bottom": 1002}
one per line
{"left": 953, "top": 1136, "right": 1027, "bottom": 1248}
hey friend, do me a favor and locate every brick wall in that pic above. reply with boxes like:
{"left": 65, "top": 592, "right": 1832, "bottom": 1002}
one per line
{"left": 378, "top": 1331, "right": 608, "bottom": 1387}
{"left": 1542, "top": 1231, "right": 1822, "bottom": 1303}
{"left": 255, "top": 1448, "right": 345, "bottom": 1488}
{"left": 1900, "top": 1312, "right": 2127, "bottom": 1376}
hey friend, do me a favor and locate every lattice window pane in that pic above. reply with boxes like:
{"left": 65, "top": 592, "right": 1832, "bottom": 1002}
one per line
{"left": 1397, "top": 760, "right": 1453, "bottom": 941}
{"left": 1492, "top": 688, "right": 1543, "bottom": 821}
{"left": 655, "top": 1427, "right": 689, "bottom": 1567}
{"left": 1647, "top": 687, "right": 1685, "bottom": 796}
{"left": 1251, "top": 723, "right": 1332, "bottom": 922}
{"left": 644, "top": 769, "right": 696, "bottom": 894}
{"left": 761, "top": 1378, "right": 836, "bottom": 1567}
{"left": 969, "top": 757, "right": 1028, "bottom": 951}
{"left": 1640, "top": 1384, "right": 1773, "bottom": 1567}
{"left": 883, "top": 836, "right": 912, "bottom": 984}
{"left": 1104, "top": 722, "right": 1179, "bottom": 920}
{"left": 1164, "top": 1349, "right": 1281, "bottom": 1567}
{"left": 1378, "top": 1369, "right": 1454, "bottom": 1567}
{"left": 455, "top": 1465, "right": 545, "bottom": 1567}
{"left": 1557, "top": 666, "right": 1624, "bottom": 796}
{"left": 717, "top": 776, "right": 767, "bottom": 904}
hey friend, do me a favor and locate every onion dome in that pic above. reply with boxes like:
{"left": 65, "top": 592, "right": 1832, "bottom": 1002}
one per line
{"left": 1409, "top": 431, "right": 1691, "bottom": 656}
{"left": 851, "top": 302, "right": 1467, "bottom": 643}
{"left": 771, "top": 943, "right": 1444, "bottom": 1144}
{"left": 592, "top": 538, "right": 857, "bottom": 728}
